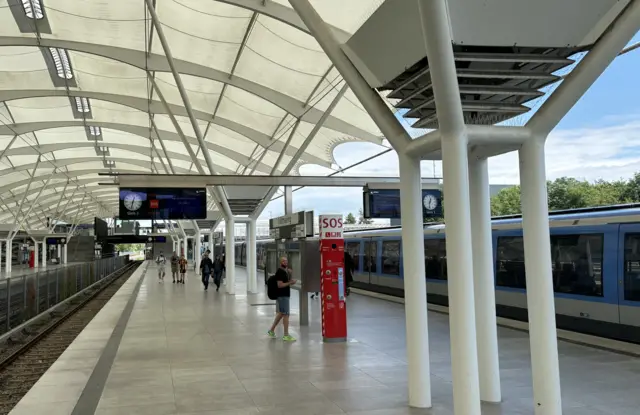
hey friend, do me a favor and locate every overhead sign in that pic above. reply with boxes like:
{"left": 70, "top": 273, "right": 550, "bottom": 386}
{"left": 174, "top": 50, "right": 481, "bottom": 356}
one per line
{"left": 46, "top": 236, "right": 67, "bottom": 245}
{"left": 319, "top": 215, "right": 344, "bottom": 239}
{"left": 363, "top": 188, "right": 443, "bottom": 219}
{"left": 118, "top": 187, "right": 207, "bottom": 220}
{"left": 269, "top": 211, "right": 314, "bottom": 239}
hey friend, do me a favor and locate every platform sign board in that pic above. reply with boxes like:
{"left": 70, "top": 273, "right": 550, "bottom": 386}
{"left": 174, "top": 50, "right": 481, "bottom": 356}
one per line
{"left": 363, "top": 188, "right": 443, "bottom": 219}
{"left": 118, "top": 187, "right": 207, "bottom": 220}
{"left": 318, "top": 214, "right": 347, "bottom": 342}
{"left": 269, "top": 211, "right": 314, "bottom": 240}
{"left": 46, "top": 236, "right": 67, "bottom": 245}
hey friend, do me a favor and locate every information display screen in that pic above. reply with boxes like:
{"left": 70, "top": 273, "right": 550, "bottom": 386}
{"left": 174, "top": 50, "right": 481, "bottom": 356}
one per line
{"left": 118, "top": 187, "right": 207, "bottom": 220}
{"left": 365, "top": 189, "right": 443, "bottom": 219}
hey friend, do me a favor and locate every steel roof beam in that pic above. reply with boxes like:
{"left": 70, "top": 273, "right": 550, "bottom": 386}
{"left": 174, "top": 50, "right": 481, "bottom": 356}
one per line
{"left": 0, "top": 38, "right": 374, "bottom": 142}
{"left": 104, "top": 173, "right": 440, "bottom": 188}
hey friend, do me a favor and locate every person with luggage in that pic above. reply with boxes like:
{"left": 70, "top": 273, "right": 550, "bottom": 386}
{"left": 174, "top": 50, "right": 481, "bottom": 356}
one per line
{"left": 266, "top": 257, "right": 297, "bottom": 342}
{"left": 199, "top": 250, "right": 214, "bottom": 291}
{"left": 178, "top": 254, "right": 188, "bottom": 284}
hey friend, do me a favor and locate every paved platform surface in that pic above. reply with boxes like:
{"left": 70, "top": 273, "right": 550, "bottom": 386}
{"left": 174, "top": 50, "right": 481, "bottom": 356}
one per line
{"left": 9, "top": 261, "right": 640, "bottom": 414}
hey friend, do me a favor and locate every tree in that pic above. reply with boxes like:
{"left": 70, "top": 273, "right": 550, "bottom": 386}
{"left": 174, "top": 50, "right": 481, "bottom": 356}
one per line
{"left": 357, "top": 208, "right": 373, "bottom": 224}
{"left": 344, "top": 212, "right": 356, "bottom": 224}
{"left": 491, "top": 185, "right": 522, "bottom": 216}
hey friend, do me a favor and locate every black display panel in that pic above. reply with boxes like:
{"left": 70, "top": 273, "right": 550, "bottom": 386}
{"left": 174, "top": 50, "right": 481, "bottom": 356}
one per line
{"left": 364, "top": 189, "right": 443, "bottom": 219}
{"left": 94, "top": 217, "right": 109, "bottom": 241}
{"left": 118, "top": 187, "right": 207, "bottom": 220}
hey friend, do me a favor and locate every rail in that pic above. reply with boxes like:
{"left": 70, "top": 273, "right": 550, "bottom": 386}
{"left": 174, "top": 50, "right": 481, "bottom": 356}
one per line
{"left": 0, "top": 255, "right": 130, "bottom": 337}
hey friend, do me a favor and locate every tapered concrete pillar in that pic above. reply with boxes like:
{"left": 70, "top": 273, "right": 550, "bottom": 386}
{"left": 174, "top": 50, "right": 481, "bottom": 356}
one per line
{"left": 225, "top": 218, "right": 235, "bottom": 295}
{"left": 469, "top": 156, "right": 501, "bottom": 403}
{"left": 519, "top": 138, "right": 562, "bottom": 414}
{"left": 398, "top": 152, "right": 432, "bottom": 407}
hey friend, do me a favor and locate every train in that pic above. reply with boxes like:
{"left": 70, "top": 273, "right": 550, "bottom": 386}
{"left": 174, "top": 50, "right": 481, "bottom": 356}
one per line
{"left": 225, "top": 204, "right": 640, "bottom": 344}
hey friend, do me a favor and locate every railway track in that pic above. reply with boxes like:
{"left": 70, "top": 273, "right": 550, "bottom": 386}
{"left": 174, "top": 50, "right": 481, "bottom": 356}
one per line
{"left": 0, "top": 261, "right": 140, "bottom": 415}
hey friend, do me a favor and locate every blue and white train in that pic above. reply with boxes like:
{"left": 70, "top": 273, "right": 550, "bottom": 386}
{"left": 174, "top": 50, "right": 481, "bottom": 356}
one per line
{"left": 232, "top": 204, "right": 640, "bottom": 344}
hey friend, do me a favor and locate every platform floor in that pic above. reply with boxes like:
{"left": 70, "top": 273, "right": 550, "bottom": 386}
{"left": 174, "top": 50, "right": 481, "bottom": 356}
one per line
{"left": 0, "top": 261, "right": 83, "bottom": 280}
{"left": 9, "top": 262, "right": 640, "bottom": 414}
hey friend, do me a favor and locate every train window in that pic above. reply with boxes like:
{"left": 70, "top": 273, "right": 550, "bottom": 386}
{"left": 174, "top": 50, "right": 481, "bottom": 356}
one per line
{"left": 551, "top": 234, "right": 603, "bottom": 297}
{"left": 382, "top": 241, "right": 401, "bottom": 275}
{"left": 495, "top": 237, "right": 526, "bottom": 289}
{"left": 346, "top": 242, "right": 361, "bottom": 271}
{"left": 364, "top": 241, "right": 377, "bottom": 273}
{"left": 424, "top": 238, "right": 447, "bottom": 280}
{"left": 623, "top": 234, "right": 640, "bottom": 301}
{"left": 496, "top": 234, "right": 604, "bottom": 296}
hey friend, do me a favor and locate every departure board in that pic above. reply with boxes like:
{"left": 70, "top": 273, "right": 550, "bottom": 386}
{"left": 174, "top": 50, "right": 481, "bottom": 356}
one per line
{"left": 364, "top": 189, "right": 442, "bottom": 219}
{"left": 118, "top": 187, "right": 207, "bottom": 220}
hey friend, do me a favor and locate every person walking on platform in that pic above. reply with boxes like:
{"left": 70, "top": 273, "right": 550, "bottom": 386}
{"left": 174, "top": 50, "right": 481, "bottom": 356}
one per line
{"left": 170, "top": 251, "right": 179, "bottom": 283}
{"left": 212, "top": 254, "right": 224, "bottom": 292}
{"left": 344, "top": 251, "right": 355, "bottom": 296}
{"left": 199, "top": 251, "right": 214, "bottom": 291}
{"left": 178, "top": 254, "right": 187, "bottom": 284}
{"left": 267, "top": 257, "right": 297, "bottom": 342}
{"left": 156, "top": 251, "right": 167, "bottom": 282}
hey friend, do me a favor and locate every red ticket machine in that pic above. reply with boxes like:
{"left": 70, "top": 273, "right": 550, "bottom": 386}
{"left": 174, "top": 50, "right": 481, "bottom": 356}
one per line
{"left": 319, "top": 215, "right": 347, "bottom": 342}
{"left": 28, "top": 249, "right": 35, "bottom": 268}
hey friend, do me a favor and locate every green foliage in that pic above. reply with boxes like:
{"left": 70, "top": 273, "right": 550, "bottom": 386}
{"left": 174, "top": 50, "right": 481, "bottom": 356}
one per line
{"left": 490, "top": 175, "right": 640, "bottom": 217}
{"left": 344, "top": 212, "right": 357, "bottom": 224}
{"left": 115, "top": 243, "right": 145, "bottom": 253}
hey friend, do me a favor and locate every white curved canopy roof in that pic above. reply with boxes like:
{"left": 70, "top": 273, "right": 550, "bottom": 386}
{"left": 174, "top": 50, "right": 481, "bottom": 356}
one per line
{"left": 0, "top": 0, "right": 387, "bottom": 226}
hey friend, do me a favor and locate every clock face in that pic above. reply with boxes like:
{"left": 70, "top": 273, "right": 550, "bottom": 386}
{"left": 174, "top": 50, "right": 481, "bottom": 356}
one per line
{"left": 123, "top": 192, "right": 143, "bottom": 211}
{"left": 423, "top": 194, "right": 438, "bottom": 211}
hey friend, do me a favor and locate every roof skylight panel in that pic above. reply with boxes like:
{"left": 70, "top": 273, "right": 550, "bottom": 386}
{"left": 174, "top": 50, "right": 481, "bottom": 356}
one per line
{"left": 89, "top": 126, "right": 102, "bottom": 136}
{"left": 49, "top": 48, "right": 73, "bottom": 79}
{"left": 75, "top": 97, "right": 91, "bottom": 113}
{"left": 22, "top": 0, "right": 44, "bottom": 19}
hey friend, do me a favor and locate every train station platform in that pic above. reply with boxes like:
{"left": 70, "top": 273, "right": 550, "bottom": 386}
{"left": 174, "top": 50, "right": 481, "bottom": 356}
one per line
{"left": 9, "top": 261, "right": 640, "bottom": 415}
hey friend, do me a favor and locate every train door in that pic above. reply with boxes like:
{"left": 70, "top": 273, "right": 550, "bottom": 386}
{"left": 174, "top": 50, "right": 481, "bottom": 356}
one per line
{"left": 363, "top": 238, "right": 378, "bottom": 285}
{"left": 618, "top": 224, "right": 640, "bottom": 326}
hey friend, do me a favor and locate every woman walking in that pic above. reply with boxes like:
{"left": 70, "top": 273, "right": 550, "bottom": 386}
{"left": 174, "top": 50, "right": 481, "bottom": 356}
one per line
{"left": 178, "top": 254, "right": 188, "bottom": 284}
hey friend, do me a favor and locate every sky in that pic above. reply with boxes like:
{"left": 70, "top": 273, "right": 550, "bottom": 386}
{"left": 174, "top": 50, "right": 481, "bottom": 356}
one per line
{"left": 260, "top": 33, "right": 640, "bottom": 220}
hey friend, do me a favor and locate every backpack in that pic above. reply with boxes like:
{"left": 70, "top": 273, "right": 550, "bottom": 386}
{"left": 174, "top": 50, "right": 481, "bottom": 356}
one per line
{"left": 267, "top": 275, "right": 279, "bottom": 300}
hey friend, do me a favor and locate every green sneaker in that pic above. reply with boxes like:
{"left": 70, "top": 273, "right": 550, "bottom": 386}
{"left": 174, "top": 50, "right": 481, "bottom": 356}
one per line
{"left": 282, "top": 335, "right": 296, "bottom": 342}
{"left": 267, "top": 330, "right": 276, "bottom": 338}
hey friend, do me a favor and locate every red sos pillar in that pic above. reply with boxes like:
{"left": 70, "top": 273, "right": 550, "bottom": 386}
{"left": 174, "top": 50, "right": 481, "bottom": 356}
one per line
{"left": 319, "top": 214, "right": 347, "bottom": 342}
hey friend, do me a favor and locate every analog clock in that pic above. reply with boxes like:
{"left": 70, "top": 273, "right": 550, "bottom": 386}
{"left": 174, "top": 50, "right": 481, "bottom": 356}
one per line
{"left": 123, "top": 192, "right": 143, "bottom": 211}
{"left": 423, "top": 194, "right": 438, "bottom": 211}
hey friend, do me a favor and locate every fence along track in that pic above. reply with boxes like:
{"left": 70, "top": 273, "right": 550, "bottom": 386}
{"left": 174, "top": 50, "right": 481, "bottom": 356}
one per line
{"left": 0, "top": 261, "right": 140, "bottom": 415}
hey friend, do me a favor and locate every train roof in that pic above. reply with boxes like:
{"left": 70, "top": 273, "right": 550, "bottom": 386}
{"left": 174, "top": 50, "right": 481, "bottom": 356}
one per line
{"left": 344, "top": 203, "right": 640, "bottom": 238}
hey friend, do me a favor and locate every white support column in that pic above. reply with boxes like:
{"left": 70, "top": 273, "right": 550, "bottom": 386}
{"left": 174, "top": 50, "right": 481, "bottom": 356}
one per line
{"left": 33, "top": 239, "right": 39, "bottom": 269}
{"left": 209, "top": 231, "right": 214, "bottom": 254}
{"left": 284, "top": 186, "right": 293, "bottom": 215}
{"left": 225, "top": 218, "right": 236, "bottom": 295}
{"left": 519, "top": 138, "right": 562, "bottom": 415}
{"left": 195, "top": 232, "right": 202, "bottom": 271}
{"left": 41, "top": 241, "right": 46, "bottom": 269}
{"left": 398, "top": 152, "right": 432, "bottom": 408}
{"left": 468, "top": 155, "right": 501, "bottom": 403}
{"left": 5, "top": 239, "right": 11, "bottom": 273}
{"left": 63, "top": 243, "right": 67, "bottom": 264}
{"left": 248, "top": 218, "right": 257, "bottom": 294}
{"left": 419, "top": 1, "right": 480, "bottom": 413}
{"left": 245, "top": 222, "right": 251, "bottom": 292}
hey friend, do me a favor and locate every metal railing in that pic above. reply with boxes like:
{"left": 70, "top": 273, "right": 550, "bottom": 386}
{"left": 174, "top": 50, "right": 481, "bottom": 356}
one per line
{"left": 0, "top": 256, "right": 130, "bottom": 336}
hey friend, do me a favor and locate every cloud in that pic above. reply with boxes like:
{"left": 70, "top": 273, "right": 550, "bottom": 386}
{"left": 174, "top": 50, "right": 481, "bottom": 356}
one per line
{"left": 260, "top": 117, "right": 640, "bottom": 218}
